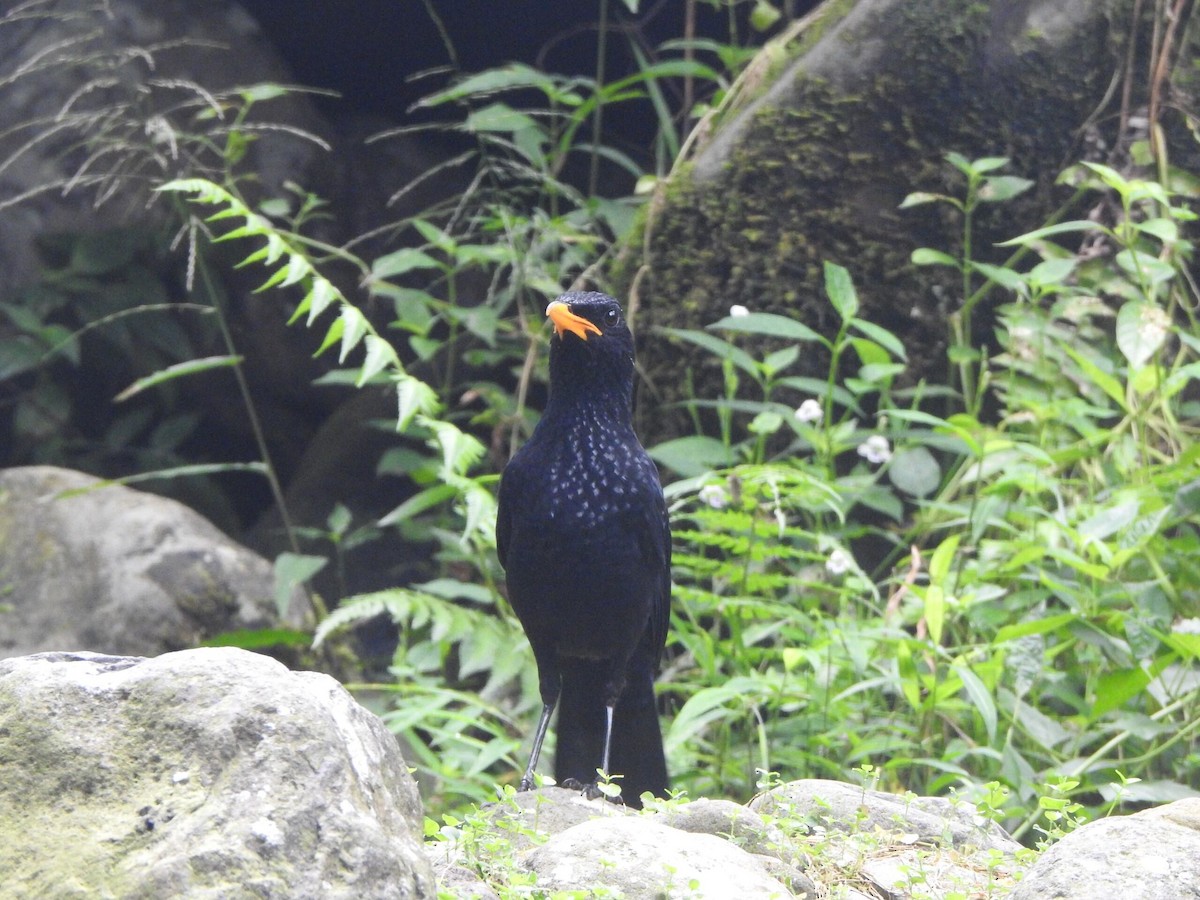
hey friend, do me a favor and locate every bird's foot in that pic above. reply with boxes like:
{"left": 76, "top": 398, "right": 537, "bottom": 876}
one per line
{"left": 518, "top": 777, "right": 536, "bottom": 792}
{"left": 561, "top": 777, "right": 625, "bottom": 805}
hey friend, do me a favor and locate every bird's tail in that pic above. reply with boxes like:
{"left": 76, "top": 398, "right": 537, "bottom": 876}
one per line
{"left": 554, "top": 657, "right": 667, "bottom": 808}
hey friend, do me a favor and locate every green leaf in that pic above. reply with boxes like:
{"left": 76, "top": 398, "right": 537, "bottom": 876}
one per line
{"left": 396, "top": 374, "right": 440, "bottom": 429}
{"left": 338, "top": 307, "right": 369, "bottom": 363}
{"left": 1078, "top": 500, "right": 1140, "bottom": 542}
{"left": 977, "top": 175, "right": 1034, "bottom": 202}
{"left": 888, "top": 446, "right": 942, "bottom": 498}
{"left": 662, "top": 327, "right": 761, "bottom": 376}
{"left": 1061, "top": 345, "right": 1127, "bottom": 411}
{"left": 465, "top": 102, "right": 540, "bottom": 134}
{"left": 703, "top": 314, "right": 827, "bottom": 346}
{"left": 968, "top": 156, "right": 1011, "bottom": 174}
{"left": 899, "top": 192, "right": 958, "bottom": 210}
{"left": 371, "top": 248, "right": 442, "bottom": 280}
{"left": 911, "top": 247, "right": 959, "bottom": 267}
{"left": 761, "top": 345, "right": 800, "bottom": 376}
{"left": 971, "top": 261, "right": 1026, "bottom": 292}
{"left": 1116, "top": 301, "right": 1170, "bottom": 369}
{"left": 849, "top": 320, "right": 907, "bottom": 361}
{"left": 1092, "top": 666, "right": 1153, "bottom": 718}
{"left": 113, "top": 355, "right": 242, "bottom": 402}
{"left": 954, "top": 664, "right": 998, "bottom": 741}
{"left": 305, "top": 276, "right": 339, "bottom": 326}
{"left": 201, "top": 628, "right": 312, "bottom": 650}
{"left": 924, "top": 584, "right": 946, "bottom": 644}
{"left": 648, "top": 436, "right": 735, "bottom": 478}
{"left": 996, "top": 614, "right": 1079, "bottom": 643}
{"left": 997, "top": 220, "right": 1103, "bottom": 247}
{"left": 824, "top": 261, "right": 858, "bottom": 322}
{"left": 357, "top": 335, "right": 399, "bottom": 386}
{"left": 52, "top": 462, "right": 269, "bottom": 498}
{"left": 928, "top": 534, "right": 961, "bottom": 584}
{"left": 379, "top": 483, "right": 458, "bottom": 527}
{"left": 273, "top": 552, "right": 327, "bottom": 617}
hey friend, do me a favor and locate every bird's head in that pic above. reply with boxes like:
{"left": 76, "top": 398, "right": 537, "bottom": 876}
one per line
{"left": 546, "top": 292, "right": 627, "bottom": 345}
{"left": 543, "top": 291, "right": 636, "bottom": 403}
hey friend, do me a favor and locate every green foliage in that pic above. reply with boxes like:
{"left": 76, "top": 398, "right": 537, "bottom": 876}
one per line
{"left": 652, "top": 149, "right": 1200, "bottom": 841}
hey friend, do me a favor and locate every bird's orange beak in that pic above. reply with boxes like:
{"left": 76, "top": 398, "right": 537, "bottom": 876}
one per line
{"left": 546, "top": 300, "right": 601, "bottom": 341}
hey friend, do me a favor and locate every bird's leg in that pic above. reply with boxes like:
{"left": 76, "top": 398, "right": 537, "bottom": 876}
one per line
{"left": 599, "top": 701, "right": 615, "bottom": 779}
{"left": 519, "top": 700, "right": 556, "bottom": 792}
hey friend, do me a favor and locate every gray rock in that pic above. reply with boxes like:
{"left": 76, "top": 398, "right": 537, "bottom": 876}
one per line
{"left": 522, "top": 815, "right": 794, "bottom": 898}
{"left": 0, "top": 647, "right": 433, "bottom": 899}
{"left": 0, "top": 0, "right": 326, "bottom": 293}
{"left": 0, "top": 465, "right": 311, "bottom": 659}
{"left": 750, "top": 778, "right": 1021, "bottom": 854}
{"left": 659, "top": 796, "right": 792, "bottom": 860}
{"left": 1010, "top": 799, "right": 1200, "bottom": 900}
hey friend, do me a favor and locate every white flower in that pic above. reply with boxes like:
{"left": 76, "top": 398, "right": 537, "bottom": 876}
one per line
{"left": 794, "top": 399, "right": 823, "bottom": 424}
{"left": 826, "top": 549, "right": 852, "bottom": 575}
{"left": 698, "top": 484, "right": 729, "bottom": 509}
{"left": 729, "top": 304, "right": 750, "bottom": 317}
{"left": 857, "top": 434, "right": 892, "bottom": 465}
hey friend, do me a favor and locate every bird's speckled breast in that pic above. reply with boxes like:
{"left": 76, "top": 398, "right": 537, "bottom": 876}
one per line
{"left": 540, "top": 413, "right": 655, "bottom": 531}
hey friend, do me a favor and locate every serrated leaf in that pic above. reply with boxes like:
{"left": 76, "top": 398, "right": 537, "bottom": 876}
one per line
{"left": 333, "top": 307, "right": 366, "bottom": 362}
{"left": 314, "top": 317, "right": 345, "bottom": 357}
{"left": 306, "top": 276, "right": 339, "bottom": 325}
{"left": 397, "top": 374, "right": 439, "bottom": 429}
{"left": 357, "top": 335, "right": 399, "bottom": 385}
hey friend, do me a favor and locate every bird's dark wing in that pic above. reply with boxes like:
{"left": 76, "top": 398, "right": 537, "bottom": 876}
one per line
{"left": 631, "top": 461, "right": 671, "bottom": 665}
{"left": 495, "top": 457, "right": 521, "bottom": 571}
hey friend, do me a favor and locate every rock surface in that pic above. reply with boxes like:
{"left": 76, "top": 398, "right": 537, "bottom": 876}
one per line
{"left": 1010, "top": 798, "right": 1200, "bottom": 900}
{"left": 0, "top": 465, "right": 311, "bottom": 660}
{"left": 750, "top": 777, "right": 1021, "bottom": 853}
{"left": 428, "top": 783, "right": 1021, "bottom": 898}
{"left": 0, "top": 647, "right": 433, "bottom": 899}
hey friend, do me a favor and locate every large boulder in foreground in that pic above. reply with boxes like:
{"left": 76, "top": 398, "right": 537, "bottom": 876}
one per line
{"left": 1010, "top": 798, "right": 1200, "bottom": 900}
{"left": 0, "top": 465, "right": 311, "bottom": 660}
{"left": 0, "top": 648, "right": 433, "bottom": 899}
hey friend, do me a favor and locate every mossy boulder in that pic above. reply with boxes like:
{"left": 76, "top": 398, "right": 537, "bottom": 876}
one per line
{"left": 615, "top": 0, "right": 1197, "bottom": 444}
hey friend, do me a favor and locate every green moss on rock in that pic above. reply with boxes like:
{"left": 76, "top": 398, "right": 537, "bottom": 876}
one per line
{"left": 615, "top": 0, "right": 1169, "bottom": 446}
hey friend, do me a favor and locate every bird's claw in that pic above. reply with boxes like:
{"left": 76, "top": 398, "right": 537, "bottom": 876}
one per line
{"left": 518, "top": 777, "right": 536, "bottom": 792}
{"left": 561, "top": 777, "right": 625, "bottom": 805}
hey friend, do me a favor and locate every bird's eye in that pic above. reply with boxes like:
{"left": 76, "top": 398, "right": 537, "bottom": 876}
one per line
{"left": 603, "top": 308, "right": 621, "bottom": 327}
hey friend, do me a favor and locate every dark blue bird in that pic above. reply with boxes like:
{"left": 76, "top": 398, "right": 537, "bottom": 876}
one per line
{"left": 496, "top": 291, "right": 670, "bottom": 807}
